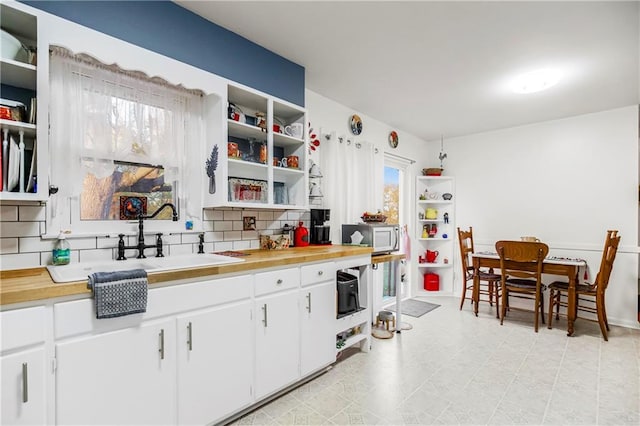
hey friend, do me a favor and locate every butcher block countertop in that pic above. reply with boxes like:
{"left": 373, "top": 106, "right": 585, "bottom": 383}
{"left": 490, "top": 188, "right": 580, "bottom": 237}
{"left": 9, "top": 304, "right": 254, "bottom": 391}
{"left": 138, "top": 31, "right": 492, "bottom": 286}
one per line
{"left": 0, "top": 245, "right": 373, "bottom": 306}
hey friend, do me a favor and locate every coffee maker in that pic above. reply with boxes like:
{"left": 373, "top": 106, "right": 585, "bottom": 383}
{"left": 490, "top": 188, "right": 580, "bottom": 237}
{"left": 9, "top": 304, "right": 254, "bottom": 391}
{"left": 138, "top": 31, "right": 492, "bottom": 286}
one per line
{"left": 310, "top": 209, "right": 331, "bottom": 245}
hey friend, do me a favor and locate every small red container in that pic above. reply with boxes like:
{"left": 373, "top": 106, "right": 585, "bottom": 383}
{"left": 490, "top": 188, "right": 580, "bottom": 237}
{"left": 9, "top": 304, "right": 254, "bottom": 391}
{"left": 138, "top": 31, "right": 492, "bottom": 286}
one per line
{"left": 294, "top": 221, "right": 309, "bottom": 247}
{"left": 424, "top": 273, "right": 440, "bottom": 291}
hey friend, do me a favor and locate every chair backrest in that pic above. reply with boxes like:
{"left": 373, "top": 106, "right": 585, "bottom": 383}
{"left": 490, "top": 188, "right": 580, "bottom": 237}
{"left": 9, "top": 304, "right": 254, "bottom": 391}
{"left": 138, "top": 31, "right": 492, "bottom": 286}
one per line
{"left": 457, "top": 227, "right": 474, "bottom": 279}
{"left": 495, "top": 240, "right": 549, "bottom": 282}
{"left": 594, "top": 230, "right": 621, "bottom": 294}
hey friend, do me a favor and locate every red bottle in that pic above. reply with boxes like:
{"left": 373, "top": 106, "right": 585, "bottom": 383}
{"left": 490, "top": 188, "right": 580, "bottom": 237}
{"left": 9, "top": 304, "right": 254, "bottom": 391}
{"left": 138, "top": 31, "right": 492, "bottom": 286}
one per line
{"left": 294, "top": 221, "right": 309, "bottom": 247}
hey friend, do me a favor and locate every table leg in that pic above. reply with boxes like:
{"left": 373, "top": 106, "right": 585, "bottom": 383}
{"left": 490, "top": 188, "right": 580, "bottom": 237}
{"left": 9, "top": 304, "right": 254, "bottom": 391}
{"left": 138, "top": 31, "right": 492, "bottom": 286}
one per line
{"left": 566, "top": 266, "right": 577, "bottom": 336}
{"left": 473, "top": 257, "right": 480, "bottom": 317}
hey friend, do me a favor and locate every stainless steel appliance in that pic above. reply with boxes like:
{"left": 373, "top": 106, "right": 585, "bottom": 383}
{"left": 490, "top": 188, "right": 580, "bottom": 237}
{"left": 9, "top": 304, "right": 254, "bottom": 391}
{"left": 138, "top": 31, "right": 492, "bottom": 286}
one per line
{"left": 341, "top": 223, "right": 400, "bottom": 254}
{"left": 310, "top": 208, "right": 331, "bottom": 245}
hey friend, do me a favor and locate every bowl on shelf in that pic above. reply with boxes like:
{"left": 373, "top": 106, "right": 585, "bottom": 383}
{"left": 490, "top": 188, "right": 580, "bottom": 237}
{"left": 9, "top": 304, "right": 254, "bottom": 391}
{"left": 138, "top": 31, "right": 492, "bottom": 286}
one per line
{"left": 422, "top": 168, "right": 443, "bottom": 176}
{"left": 361, "top": 213, "right": 387, "bottom": 223}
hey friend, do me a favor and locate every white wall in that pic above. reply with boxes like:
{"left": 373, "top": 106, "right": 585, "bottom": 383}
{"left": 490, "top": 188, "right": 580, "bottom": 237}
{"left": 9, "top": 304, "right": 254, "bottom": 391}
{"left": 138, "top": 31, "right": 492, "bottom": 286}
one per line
{"left": 426, "top": 105, "right": 639, "bottom": 328}
{"left": 305, "top": 90, "right": 430, "bottom": 314}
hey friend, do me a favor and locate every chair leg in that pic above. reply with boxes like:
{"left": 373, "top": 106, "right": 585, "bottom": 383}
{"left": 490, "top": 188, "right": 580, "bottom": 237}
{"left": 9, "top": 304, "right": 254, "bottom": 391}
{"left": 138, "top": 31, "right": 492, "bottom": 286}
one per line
{"left": 596, "top": 293, "right": 608, "bottom": 341}
{"left": 494, "top": 281, "right": 500, "bottom": 318}
{"left": 500, "top": 287, "right": 508, "bottom": 325}
{"left": 547, "top": 288, "right": 555, "bottom": 329}
{"left": 488, "top": 282, "right": 494, "bottom": 307}
{"left": 555, "top": 291, "right": 561, "bottom": 320}
{"left": 540, "top": 290, "right": 545, "bottom": 325}
{"left": 459, "top": 280, "right": 468, "bottom": 310}
{"left": 534, "top": 292, "right": 540, "bottom": 333}
{"left": 601, "top": 293, "right": 610, "bottom": 331}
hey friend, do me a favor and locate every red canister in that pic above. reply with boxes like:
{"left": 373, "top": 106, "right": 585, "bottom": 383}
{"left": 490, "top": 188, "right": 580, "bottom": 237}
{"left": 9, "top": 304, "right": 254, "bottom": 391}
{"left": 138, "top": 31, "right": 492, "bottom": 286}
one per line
{"left": 294, "top": 221, "right": 309, "bottom": 247}
{"left": 424, "top": 273, "right": 440, "bottom": 291}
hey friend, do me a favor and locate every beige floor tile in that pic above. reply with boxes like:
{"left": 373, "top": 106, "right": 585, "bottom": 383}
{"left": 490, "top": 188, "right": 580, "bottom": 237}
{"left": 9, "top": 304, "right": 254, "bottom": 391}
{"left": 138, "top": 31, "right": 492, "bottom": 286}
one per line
{"left": 222, "top": 296, "right": 640, "bottom": 426}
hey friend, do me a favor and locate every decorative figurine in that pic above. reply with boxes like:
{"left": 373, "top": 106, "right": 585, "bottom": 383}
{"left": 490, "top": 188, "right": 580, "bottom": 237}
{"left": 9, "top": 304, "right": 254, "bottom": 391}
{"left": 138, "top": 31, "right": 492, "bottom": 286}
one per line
{"left": 422, "top": 224, "right": 429, "bottom": 239}
{"left": 443, "top": 212, "right": 449, "bottom": 224}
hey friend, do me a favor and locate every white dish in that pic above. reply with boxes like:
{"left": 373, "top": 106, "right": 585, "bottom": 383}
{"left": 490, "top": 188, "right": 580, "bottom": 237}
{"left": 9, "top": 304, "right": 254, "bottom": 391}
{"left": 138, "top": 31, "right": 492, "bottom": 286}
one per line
{"left": 1, "top": 29, "right": 26, "bottom": 62}
{"left": 7, "top": 135, "right": 19, "bottom": 191}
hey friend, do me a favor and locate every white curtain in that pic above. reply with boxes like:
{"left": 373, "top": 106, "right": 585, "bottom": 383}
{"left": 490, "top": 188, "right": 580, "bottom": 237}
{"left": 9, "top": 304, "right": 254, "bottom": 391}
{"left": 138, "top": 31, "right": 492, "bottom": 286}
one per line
{"left": 321, "top": 134, "right": 383, "bottom": 243}
{"left": 48, "top": 46, "right": 204, "bottom": 223}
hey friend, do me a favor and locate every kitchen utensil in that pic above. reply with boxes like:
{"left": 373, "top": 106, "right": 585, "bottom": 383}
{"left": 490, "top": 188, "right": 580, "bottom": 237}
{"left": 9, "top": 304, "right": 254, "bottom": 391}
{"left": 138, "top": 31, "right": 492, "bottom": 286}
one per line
{"left": 284, "top": 123, "right": 303, "bottom": 138}
{"left": 227, "top": 142, "right": 239, "bottom": 158}
{"left": 294, "top": 221, "right": 309, "bottom": 247}
{"left": 426, "top": 250, "right": 439, "bottom": 263}
{"left": 425, "top": 208, "right": 438, "bottom": 219}
{"left": 286, "top": 155, "right": 299, "bottom": 169}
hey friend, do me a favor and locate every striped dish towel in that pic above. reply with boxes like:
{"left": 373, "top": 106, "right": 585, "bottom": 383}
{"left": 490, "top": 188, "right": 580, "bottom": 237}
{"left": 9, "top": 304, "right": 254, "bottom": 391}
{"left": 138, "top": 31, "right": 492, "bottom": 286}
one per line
{"left": 87, "top": 269, "right": 148, "bottom": 319}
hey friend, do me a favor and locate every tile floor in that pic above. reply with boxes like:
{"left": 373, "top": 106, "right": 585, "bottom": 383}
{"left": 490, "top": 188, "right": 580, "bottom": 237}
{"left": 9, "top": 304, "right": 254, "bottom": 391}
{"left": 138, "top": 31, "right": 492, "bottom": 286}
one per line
{"left": 229, "top": 296, "right": 640, "bottom": 425}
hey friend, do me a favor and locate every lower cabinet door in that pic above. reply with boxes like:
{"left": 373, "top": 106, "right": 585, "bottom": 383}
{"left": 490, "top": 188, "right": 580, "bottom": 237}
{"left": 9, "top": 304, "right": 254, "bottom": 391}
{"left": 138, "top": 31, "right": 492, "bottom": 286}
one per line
{"left": 255, "top": 290, "right": 300, "bottom": 399}
{"left": 300, "top": 280, "right": 336, "bottom": 376}
{"left": 55, "top": 319, "right": 176, "bottom": 425}
{"left": 176, "top": 300, "right": 253, "bottom": 425}
{"left": 1, "top": 347, "right": 46, "bottom": 426}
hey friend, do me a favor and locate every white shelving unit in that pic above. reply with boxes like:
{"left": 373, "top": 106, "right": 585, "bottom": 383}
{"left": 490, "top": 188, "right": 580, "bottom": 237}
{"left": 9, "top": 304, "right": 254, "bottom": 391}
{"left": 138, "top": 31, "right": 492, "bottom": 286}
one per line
{"left": 0, "top": 2, "right": 46, "bottom": 202}
{"left": 203, "top": 83, "right": 308, "bottom": 209}
{"left": 415, "top": 176, "right": 456, "bottom": 296}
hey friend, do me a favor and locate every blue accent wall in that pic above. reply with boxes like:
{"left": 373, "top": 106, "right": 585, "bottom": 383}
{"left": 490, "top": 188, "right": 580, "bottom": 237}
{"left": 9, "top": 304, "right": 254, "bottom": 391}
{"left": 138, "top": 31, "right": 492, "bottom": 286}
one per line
{"left": 22, "top": 1, "right": 305, "bottom": 106}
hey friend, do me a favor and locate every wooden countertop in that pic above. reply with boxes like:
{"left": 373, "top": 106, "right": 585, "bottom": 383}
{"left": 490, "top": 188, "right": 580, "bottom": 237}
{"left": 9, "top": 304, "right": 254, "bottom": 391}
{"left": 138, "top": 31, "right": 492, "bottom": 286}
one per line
{"left": 371, "top": 252, "right": 406, "bottom": 264}
{"left": 0, "top": 245, "right": 373, "bottom": 306}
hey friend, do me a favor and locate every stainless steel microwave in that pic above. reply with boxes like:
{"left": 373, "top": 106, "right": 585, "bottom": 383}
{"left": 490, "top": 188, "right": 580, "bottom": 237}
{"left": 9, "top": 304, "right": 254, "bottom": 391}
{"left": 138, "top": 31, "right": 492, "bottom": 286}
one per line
{"left": 341, "top": 223, "right": 400, "bottom": 254}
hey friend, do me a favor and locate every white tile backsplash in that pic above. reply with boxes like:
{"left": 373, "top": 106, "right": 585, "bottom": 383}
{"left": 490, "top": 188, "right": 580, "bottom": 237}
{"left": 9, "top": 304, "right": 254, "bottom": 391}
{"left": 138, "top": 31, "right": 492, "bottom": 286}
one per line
{"left": 0, "top": 238, "right": 19, "bottom": 254}
{"left": 0, "top": 206, "right": 309, "bottom": 270}
{"left": 1, "top": 205, "right": 18, "bottom": 221}
{"left": 19, "top": 205, "right": 46, "bottom": 221}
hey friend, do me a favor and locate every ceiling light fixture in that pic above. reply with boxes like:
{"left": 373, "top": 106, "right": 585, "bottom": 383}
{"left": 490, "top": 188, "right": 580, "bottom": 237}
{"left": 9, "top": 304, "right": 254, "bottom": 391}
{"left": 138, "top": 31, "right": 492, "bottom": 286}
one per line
{"left": 511, "top": 69, "right": 561, "bottom": 94}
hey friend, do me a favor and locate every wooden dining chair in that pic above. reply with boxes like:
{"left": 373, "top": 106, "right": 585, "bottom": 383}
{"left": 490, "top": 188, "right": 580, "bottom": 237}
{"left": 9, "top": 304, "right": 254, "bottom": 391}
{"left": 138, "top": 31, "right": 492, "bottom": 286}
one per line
{"left": 457, "top": 227, "right": 501, "bottom": 317}
{"left": 495, "top": 240, "right": 549, "bottom": 332}
{"left": 547, "top": 230, "right": 620, "bottom": 340}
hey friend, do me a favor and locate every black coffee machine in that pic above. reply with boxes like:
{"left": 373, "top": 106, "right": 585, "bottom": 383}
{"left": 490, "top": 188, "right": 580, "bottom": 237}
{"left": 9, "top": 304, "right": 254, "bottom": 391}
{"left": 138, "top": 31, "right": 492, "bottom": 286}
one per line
{"left": 310, "top": 208, "right": 331, "bottom": 245}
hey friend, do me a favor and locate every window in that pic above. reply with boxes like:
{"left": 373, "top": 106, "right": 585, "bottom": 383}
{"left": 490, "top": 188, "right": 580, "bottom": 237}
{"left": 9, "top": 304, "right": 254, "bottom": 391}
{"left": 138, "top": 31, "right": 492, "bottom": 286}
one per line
{"left": 47, "top": 46, "right": 204, "bottom": 235}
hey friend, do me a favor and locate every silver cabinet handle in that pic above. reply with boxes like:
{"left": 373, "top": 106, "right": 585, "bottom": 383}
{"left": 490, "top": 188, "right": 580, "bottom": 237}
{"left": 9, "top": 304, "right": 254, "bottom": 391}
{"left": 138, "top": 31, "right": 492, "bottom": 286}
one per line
{"left": 318, "top": 270, "right": 323, "bottom": 276}
{"left": 159, "top": 329, "right": 165, "bottom": 360}
{"left": 187, "top": 322, "right": 193, "bottom": 351}
{"left": 262, "top": 303, "right": 268, "bottom": 327}
{"left": 306, "top": 292, "right": 312, "bottom": 313}
{"left": 22, "top": 362, "right": 28, "bottom": 403}
{"left": 276, "top": 279, "right": 283, "bottom": 284}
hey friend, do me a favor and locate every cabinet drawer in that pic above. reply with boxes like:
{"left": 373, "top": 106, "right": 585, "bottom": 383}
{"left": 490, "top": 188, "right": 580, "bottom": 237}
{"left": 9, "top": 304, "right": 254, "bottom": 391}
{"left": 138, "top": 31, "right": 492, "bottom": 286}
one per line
{"left": 1, "top": 306, "right": 46, "bottom": 352}
{"left": 254, "top": 267, "right": 299, "bottom": 296}
{"left": 55, "top": 275, "right": 252, "bottom": 339}
{"left": 301, "top": 262, "right": 336, "bottom": 287}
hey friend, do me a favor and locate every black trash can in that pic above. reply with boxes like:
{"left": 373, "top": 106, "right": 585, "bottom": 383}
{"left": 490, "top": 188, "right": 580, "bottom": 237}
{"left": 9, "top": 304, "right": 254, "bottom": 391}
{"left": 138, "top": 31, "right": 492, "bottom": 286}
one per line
{"left": 337, "top": 271, "right": 360, "bottom": 315}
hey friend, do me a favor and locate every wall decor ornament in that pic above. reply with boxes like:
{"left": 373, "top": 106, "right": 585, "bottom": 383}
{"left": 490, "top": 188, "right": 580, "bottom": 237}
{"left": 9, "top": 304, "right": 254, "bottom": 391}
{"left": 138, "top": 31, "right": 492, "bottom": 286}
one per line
{"left": 388, "top": 130, "right": 399, "bottom": 148}
{"left": 350, "top": 114, "right": 363, "bottom": 135}
{"left": 205, "top": 144, "right": 218, "bottom": 194}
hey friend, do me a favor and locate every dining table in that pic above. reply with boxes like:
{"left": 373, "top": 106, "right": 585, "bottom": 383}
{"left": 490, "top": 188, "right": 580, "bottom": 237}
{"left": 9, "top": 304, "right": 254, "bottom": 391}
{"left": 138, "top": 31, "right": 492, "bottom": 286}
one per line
{"left": 471, "top": 252, "right": 586, "bottom": 336}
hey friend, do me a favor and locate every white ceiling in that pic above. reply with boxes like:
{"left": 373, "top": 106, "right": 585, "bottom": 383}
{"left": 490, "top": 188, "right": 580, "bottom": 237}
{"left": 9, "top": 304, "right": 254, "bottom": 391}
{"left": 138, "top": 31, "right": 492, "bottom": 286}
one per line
{"left": 175, "top": 1, "right": 639, "bottom": 141}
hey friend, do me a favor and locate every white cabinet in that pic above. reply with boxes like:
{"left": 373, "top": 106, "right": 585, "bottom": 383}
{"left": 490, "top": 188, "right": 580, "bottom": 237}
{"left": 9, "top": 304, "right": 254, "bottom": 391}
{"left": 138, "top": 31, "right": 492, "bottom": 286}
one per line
{"left": 176, "top": 301, "right": 253, "bottom": 426}
{"left": 1, "top": 305, "right": 46, "bottom": 426}
{"left": 0, "top": 2, "right": 46, "bottom": 201}
{"left": 415, "top": 176, "right": 455, "bottom": 295}
{"left": 1, "top": 348, "right": 46, "bottom": 426}
{"left": 300, "top": 262, "right": 336, "bottom": 376}
{"left": 300, "top": 281, "right": 336, "bottom": 376}
{"left": 55, "top": 319, "right": 176, "bottom": 425}
{"left": 204, "top": 83, "right": 308, "bottom": 209}
{"left": 254, "top": 267, "right": 300, "bottom": 399}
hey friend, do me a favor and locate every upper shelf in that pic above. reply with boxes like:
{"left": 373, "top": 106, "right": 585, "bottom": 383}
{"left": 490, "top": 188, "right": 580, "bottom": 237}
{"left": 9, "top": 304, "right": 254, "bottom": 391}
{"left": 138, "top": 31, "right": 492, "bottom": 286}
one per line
{"left": 0, "top": 59, "right": 36, "bottom": 90}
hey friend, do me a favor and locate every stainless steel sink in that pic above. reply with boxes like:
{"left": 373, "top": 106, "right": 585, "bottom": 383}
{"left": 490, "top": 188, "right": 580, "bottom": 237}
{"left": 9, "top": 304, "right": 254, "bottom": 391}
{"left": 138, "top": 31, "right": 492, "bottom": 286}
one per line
{"left": 46, "top": 253, "right": 245, "bottom": 283}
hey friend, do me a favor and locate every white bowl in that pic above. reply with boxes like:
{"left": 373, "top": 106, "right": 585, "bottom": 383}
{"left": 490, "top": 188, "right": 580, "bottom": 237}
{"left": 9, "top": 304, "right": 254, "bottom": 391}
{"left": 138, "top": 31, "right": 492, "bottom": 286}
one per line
{"left": 1, "top": 29, "right": 26, "bottom": 62}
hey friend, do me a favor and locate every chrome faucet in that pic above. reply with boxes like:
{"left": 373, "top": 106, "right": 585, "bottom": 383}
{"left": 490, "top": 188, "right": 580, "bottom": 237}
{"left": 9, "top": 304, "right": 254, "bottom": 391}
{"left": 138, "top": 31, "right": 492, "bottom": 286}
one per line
{"left": 117, "top": 203, "right": 178, "bottom": 260}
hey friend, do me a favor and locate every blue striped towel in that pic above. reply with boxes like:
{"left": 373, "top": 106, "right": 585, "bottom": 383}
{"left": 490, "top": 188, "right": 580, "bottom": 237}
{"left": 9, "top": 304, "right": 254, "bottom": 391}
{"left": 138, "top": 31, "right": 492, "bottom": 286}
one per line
{"left": 87, "top": 269, "right": 148, "bottom": 319}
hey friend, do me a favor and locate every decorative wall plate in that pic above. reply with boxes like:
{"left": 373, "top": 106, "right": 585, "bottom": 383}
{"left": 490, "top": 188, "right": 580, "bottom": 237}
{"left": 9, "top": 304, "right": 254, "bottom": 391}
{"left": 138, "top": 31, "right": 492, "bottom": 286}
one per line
{"left": 388, "top": 131, "right": 399, "bottom": 148}
{"left": 350, "top": 114, "right": 363, "bottom": 135}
